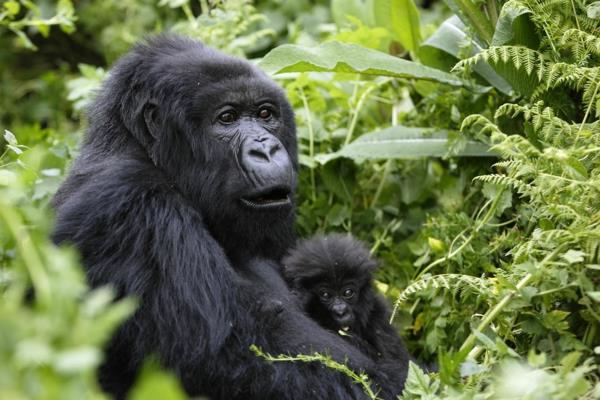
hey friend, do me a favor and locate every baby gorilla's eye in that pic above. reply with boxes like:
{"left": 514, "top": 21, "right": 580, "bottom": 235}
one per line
{"left": 218, "top": 111, "right": 237, "bottom": 124}
{"left": 258, "top": 108, "right": 272, "bottom": 120}
{"left": 319, "top": 290, "right": 332, "bottom": 301}
{"left": 342, "top": 288, "right": 354, "bottom": 299}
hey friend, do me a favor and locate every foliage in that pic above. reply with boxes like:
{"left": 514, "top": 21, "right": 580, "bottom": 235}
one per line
{"left": 1, "top": 0, "right": 599, "bottom": 399}
{"left": 250, "top": 345, "right": 381, "bottom": 400}
{"left": 0, "top": 130, "right": 135, "bottom": 399}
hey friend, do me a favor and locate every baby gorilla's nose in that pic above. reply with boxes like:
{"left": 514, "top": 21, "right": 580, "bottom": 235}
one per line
{"left": 332, "top": 302, "right": 348, "bottom": 317}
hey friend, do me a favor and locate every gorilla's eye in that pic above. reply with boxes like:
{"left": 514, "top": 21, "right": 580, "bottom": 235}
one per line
{"left": 319, "top": 290, "right": 332, "bottom": 301}
{"left": 342, "top": 288, "right": 354, "bottom": 299}
{"left": 258, "top": 108, "right": 272, "bottom": 120}
{"left": 218, "top": 111, "right": 237, "bottom": 124}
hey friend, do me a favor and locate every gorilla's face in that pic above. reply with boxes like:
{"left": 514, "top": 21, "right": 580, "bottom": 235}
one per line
{"left": 138, "top": 48, "right": 298, "bottom": 259}
{"left": 198, "top": 77, "right": 295, "bottom": 211}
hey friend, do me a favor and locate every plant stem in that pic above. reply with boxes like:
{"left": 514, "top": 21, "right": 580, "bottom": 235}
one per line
{"left": 486, "top": 0, "right": 499, "bottom": 27}
{"left": 182, "top": 3, "right": 196, "bottom": 25}
{"left": 299, "top": 88, "right": 317, "bottom": 202}
{"left": 344, "top": 84, "right": 376, "bottom": 146}
{"left": 570, "top": 0, "right": 581, "bottom": 30}
{"left": 371, "top": 160, "right": 392, "bottom": 208}
{"left": 578, "top": 79, "right": 599, "bottom": 134}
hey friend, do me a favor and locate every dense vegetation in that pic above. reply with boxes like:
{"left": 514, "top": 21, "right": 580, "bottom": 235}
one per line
{"left": 1, "top": 0, "right": 598, "bottom": 399}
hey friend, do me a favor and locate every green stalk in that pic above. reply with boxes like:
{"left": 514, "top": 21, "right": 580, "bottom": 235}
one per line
{"left": 0, "top": 202, "right": 51, "bottom": 305}
{"left": 299, "top": 88, "right": 317, "bottom": 202}
{"left": 344, "top": 85, "right": 376, "bottom": 146}
{"left": 370, "top": 160, "right": 392, "bottom": 209}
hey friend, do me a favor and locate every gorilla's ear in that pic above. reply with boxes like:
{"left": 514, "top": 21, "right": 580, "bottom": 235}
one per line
{"left": 143, "top": 102, "right": 160, "bottom": 140}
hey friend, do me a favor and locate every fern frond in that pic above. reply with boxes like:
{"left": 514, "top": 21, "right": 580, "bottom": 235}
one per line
{"left": 561, "top": 29, "right": 600, "bottom": 58}
{"left": 393, "top": 274, "right": 490, "bottom": 310}
{"left": 496, "top": 102, "right": 577, "bottom": 144}
{"left": 474, "top": 174, "right": 531, "bottom": 193}
{"left": 492, "top": 160, "right": 524, "bottom": 170}
{"left": 581, "top": 67, "right": 600, "bottom": 117}
{"left": 455, "top": 46, "right": 546, "bottom": 79}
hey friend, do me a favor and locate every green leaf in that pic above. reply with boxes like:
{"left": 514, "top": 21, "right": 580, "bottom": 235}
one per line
{"left": 315, "top": 126, "right": 492, "bottom": 164}
{"left": 158, "top": 0, "right": 189, "bottom": 8}
{"left": 331, "top": 0, "right": 374, "bottom": 27}
{"left": 482, "top": 182, "right": 512, "bottom": 215}
{"left": 3, "top": 129, "right": 17, "bottom": 146}
{"left": 420, "top": 16, "right": 512, "bottom": 94}
{"left": 587, "top": 1, "right": 600, "bottom": 19}
{"left": 259, "top": 41, "right": 465, "bottom": 86}
{"left": 129, "top": 361, "right": 187, "bottom": 400}
{"left": 402, "top": 361, "right": 439, "bottom": 397}
{"left": 492, "top": 0, "right": 532, "bottom": 46}
{"left": 561, "top": 250, "right": 585, "bottom": 264}
{"left": 53, "top": 347, "right": 102, "bottom": 373}
{"left": 3, "top": 1, "right": 20, "bottom": 16}
{"left": 587, "top": 292, "right": 600, "bottom": 302}
{"left": 373, "top": 0, "right": 421, "bottom": 52}
{"left": 443, "top": 0, "right": 494, "bottom": 45}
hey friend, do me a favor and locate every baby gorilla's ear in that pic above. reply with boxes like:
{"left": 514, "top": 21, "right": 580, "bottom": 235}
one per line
{"left": 367, "top": 257, "right": 380, "bottom": 272}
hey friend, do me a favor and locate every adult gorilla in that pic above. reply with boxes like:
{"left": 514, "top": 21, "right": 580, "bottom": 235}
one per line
{"left": 52, "top": 35, "right": 401, "bottom": 399}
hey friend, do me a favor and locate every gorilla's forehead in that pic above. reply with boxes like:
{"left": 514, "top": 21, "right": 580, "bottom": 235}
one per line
{"left": 193, "top": 75, "right": 286, "bottom": 110}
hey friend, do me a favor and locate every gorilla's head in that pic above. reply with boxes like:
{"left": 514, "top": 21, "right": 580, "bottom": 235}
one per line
{"left": 87, "top": 35, "right": 298, "bottom": 261}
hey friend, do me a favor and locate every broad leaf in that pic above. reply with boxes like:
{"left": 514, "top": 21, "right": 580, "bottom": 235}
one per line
{"left": 259, "top": 41, "right": 465, "bottom": 86}
{"left": 373, "top": 0, "right": 421, "bottom": 52}
{"left": 492, "top": 0, "right": 538, "bottom": 48}
{"left": 420, "top": 16, "right": 512, "bottom": 94}
{"left": 315, "top": 126, "right": 492, "bottom": 164}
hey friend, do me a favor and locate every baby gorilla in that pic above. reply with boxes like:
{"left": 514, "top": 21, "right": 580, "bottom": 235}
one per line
{"left": 282, "top": 234, "right": 411, "bottom": 370}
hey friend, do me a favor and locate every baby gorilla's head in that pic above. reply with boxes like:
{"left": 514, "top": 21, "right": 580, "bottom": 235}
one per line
{"left": 283, "top": 234, "right": 378, "bottom": 332}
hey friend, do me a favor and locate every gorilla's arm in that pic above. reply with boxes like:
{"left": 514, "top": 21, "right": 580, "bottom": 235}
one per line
{"left": 53, "top": 159, "right": 379, "bottom": 399}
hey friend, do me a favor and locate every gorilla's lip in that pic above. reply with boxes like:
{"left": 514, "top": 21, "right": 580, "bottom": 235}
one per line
{"left": 240, "top": 186, "right": 292, "bottom": 209}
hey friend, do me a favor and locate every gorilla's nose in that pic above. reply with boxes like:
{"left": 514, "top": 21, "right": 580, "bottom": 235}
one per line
{"left": 239, "top": 135, "right": 293, "bottom": 205}
{"left": 242, "top": 135, "right": 291, "bottom": 175}
{"left": 247, "top": 137, "right": 283, "bottom": 163}
{"left": 332, "top": 303, "right": 348, "bottom": 317}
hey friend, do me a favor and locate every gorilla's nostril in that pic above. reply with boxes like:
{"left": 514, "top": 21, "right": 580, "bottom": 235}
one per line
{"left": 270, "top": 144, "right": 281, "bottom": 156}
{"left": 248, "top": 149, "right": 270, "bottom": 162}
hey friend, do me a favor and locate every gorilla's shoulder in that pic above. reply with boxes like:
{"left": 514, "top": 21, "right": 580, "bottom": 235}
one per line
{"left": 53, "top": 155, "right": 172, "bottom": 213}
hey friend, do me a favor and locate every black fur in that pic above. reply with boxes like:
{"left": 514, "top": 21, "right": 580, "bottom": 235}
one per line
{"left": 52, "top": 35, "right": 400, "bottom": 399}
{"left": 283, "top": 234, "right": 412, "bottom": 389}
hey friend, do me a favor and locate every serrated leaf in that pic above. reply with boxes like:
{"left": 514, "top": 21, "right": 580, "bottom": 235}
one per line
{"left": 315, "top": 126, "right": 492, "bottom": 164}
{"left": 259, "top": 41, "right": 465, "bottom": 86}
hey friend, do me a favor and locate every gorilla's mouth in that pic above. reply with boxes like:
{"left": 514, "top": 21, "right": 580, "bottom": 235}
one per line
{"left": 240, "top": 186, "right": 291, "bottom": 209}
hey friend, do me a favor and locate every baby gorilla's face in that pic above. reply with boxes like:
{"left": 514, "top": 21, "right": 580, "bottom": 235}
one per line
{"left": 314, "top": 282, "right": 360, "bottom": 330}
